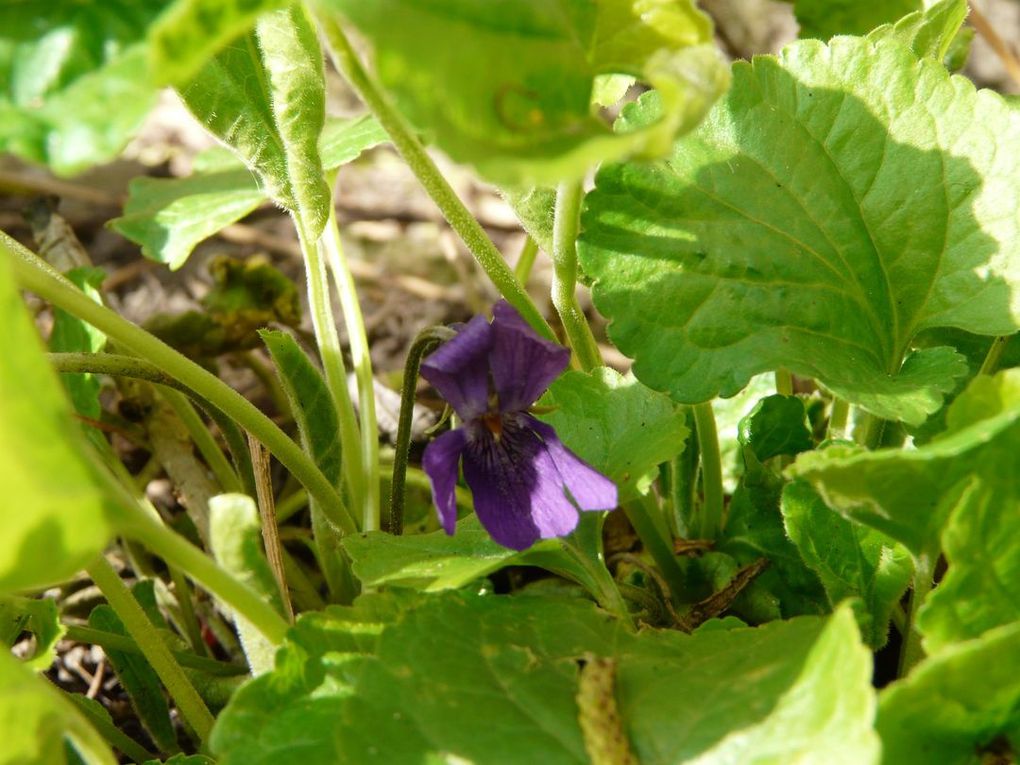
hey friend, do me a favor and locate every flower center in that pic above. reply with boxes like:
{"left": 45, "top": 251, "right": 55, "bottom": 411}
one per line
{"left": 481, "top": 411, "right": 504, "bottom": 441}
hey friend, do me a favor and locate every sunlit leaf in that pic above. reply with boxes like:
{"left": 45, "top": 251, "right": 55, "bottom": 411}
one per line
{"left": 580, "top": 36, "right": 1020, "bottom": 424}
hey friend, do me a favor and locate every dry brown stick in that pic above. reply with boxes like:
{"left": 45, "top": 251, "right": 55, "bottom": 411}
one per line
{"left": 247, "top": 434, "right": 294, "bottom": 623}
{"left": 969, "top": 1, "right": 1020, "bottom": 88}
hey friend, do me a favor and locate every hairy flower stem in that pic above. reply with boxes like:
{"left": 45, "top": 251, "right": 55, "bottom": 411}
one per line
{"left": 316, "top": 13, "right": 555, "bottom": 342}
{"left": 321, "top": 203, "right": 381, "bottom": 531}
{"left": 514, "top": 235, "right": 539, "bottom": 285}
{"left": 389, "top": 325, "right": 457, "bottom": 534}
{"left": 4, "top": 234, "right": 356, "bottom": 535}
{"left": 898, "top": 555, "right": 935, "bottom": 677}
{"left": 293, "top": 214, "right": 366, "bottom": 526}
{"left": 86, "top": 557, "right": 215, "bottom": 744}
{"left": 693, "top": 401, "right": 725, "bottom": 539}
{"left": 552, "top": 181, "right": 602, "bottom": 372}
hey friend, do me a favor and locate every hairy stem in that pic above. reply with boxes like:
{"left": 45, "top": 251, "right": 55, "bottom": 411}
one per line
{"left": 693, "top": 401, "right": 725, "bottom": 539}
{"left": 552, "top": 181, "right": 602, "bottom": 372}
{"left": 389, "top": 325, "right": 457, "bottom": 534}
{"left": 321, "top": 203, "right": 380, "bottom": 531}
{"left": 293, "top": 214, "right": 365, "bottom": 526}
{"left": 316, "top": 12, "right": 554, "bottom": 341}
{"left": 4, "top": 236, "right": 355, "bottom": 534}
{"left": 86, "top": 558, "right": 215, "bottom": 743}
{"left": 514, "top": 235, "right": 540, "bottom": 285}
{"left": 64, "top": 625, "right": 245, "bottom": 676}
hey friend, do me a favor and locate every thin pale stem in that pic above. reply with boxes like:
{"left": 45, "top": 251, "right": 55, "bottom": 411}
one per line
{"left": 321, "top": 203, "right": 380, "bottom": 531}
{"left": 898, "top": 555, "right": 935, "bottom": 677}
{"left": 389, "top": 325, "right": 457, "bottom": 534}
{"left": 979, "top": 335, "right": 1012, "bottom": 376}
{"left": 622, "top": 494, "right": 686, "bottom": 600}
{"left": 161, "top": 387, "right": 242, "bottom": 493}
{"left": 167, "top": 565, "right": 208, "bottom": 657}
{"left": 315, "top": 12, "right": 555, "bottom": 341}
{"left": 552, "top": 181, "right": 602, "bottom": 372}
{"left": 514, "top": 235, "right": 540, "bottom": 285}
{"left": 774, "top": 368, "right": 793, "bottom": 397}
{"left": 86, "top": 558, "right": 215, "bottom": 743}
{"left": 63, "top": 625, "right": 245, "bottom": 676}
{"left": 827, "top": 397, "right": 850, "bottom": 440}
{"left": 693, "top": 401, "right": 725, "bottom": 539}
{"left": 4, "top": 236, "right": 355, "bottom": 534}
{"left": 293, "top": 214, "right": 365, "bottom": 525}
{"left": 968, "top": 1, "right": 1020, "bottom": 88}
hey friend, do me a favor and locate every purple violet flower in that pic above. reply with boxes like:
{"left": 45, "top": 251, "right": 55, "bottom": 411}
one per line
{"left": 421, "top": 302, "right": 617, "bottom": 550}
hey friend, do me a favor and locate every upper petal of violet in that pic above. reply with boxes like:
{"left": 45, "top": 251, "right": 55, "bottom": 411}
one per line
{"left": 420, "top": 314, "right": 493, "bottom": 419}
{"left": 489, "top": 301, "right": 570, "bottom": 412}
{"left": 421, "top": 427, "right": 468, "bottom": 535}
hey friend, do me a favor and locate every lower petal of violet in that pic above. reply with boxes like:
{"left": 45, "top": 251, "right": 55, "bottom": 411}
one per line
{"left": 421, "top": 427, "right": 468, "bottom": 534}
{"left": 460, "top": 416, "right": 614, "bottom": 550}
{"left": 527, "top": 416, "right": 618, "bottom": 511}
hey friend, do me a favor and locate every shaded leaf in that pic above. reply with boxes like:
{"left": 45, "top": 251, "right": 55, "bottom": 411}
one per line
{"left": 790, "top": 0, "right": 922, "bottom": 39}
{"left": 331, "top": 0, "right": 729, "bottom": 184}
{"left": 789, "top": 370, "right": 1020, "bottom": 575}
{"left": 877, "top": 622, "right": 1020, "bottom": 764}
{"left": 781, "top": 480, "right": 913, "bottom": 648}
{"left": 0, "top": 239, "right": 118, "bottom": 593}
{"left": 738, "top": 395, "right": 813, "bottom": 463}
{"left": 88, "top": 604, "right": 177, "bottom": 752}
{"left": 211, "top": 593, "right": 877, "bottom": 764}
{"left": 50, "top": 267, "right": 107, "bottom": 420}
{"left": 538, "top": 367, "right": 688, "bottom": 501}
{"left": 0, "top": 595, "right": 63, "bottom": 671}
{"left": 0, "top": 649, "right": 115, "bottom": 765}
{"left": 580, "top": 37, "right": 1019, "bottom": 425}
{"left": 0, "top": 2, "right": 164, "bottom": 173}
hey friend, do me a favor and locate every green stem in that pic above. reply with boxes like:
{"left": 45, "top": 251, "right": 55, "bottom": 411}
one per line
{"left": 693, "top": 401, "right": 725, "bottom": 539}
{"left": 979, "top": 334, "right": 1012, "bottom": 376}
{"left": 827, "top": 397, "right": 850, "bottom": 440}
{"left": 551, "top": 181, "right": 602, "bottom": 372}
{"left": 774, "top": 368, "right": 793, "bottom": 396}
{"left": 276, "top": 488, "right": 309, "bottom": 523}
{"left": 855, "top": 410, "right": 887, "bottom": 450}
{"left": 64, "top": 625, "right": 245, "bottom": 676}
{"left": 389, "top": 325, "right": 457, "bottom": 534}
{"left": 161, "top": 387, "right": 242, "bottom": 493}
{"left": 123, "top": 511, "right": 289, "bottom": 645}
{"left": 898, "top": 555, "right": 935, "bottom": 677}
{"left": 167, "top": 565, "right": 208, "bottom": 657}
{"left": 622, "top": 494, "right": 686, "bottom": 600}
{"left": 558, "top": 534, "right": 634, "bottom": 630}
{"left": 316, "top": 13, "right": 555, "bottom": 341}
{"left": 4, "top": 237, "right": 355, "bottom": 534}
{"left": 293, "top": 214, "right": 365, "bottom": 527}
{"left": 86, "top": 558, "right": 215, "bottom": 743}
{"left": 514, "top": 235, "right": 539, "bottom": 285}
{"left": 321, "top": 203, "right": 380, "bottom": 531}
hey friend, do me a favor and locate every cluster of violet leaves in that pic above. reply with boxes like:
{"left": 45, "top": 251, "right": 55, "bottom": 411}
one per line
{"left": 1, "top": 0, "right": 1019, "bottom": 764}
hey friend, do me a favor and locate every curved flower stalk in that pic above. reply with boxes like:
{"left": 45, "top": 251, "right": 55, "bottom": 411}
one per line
{"left": 421, "top": 302, "right": 617, "bottom": 550}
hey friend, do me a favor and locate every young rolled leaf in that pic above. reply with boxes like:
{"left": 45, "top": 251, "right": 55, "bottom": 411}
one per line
{"left": 210, "top": 594, "right": 877, "bottom": 764}
{"left": 0, "top": 649, "right": 116, "bottom": 765}
{"left": 109, "top": 116, "right": 385, "bottom": 270}
{"left": 328, "top": 0, "right": 729, "bottom": 185}
{"left": 876, "top": 622, "right": 1020, "bottom": 764}
{"left": 537, "top": 367, "right": 688, "bottom": 502}
{"left": 178, "top": 5, "right": 330, "bottom": 238}
{"left": 148, "top": 0, "right": 287, "bottom": 86}
{"left": 0, "top": 2, "right": 163, "bottom": 174}
{"left": 580, "top": 36, "right": 1020, "bottom": 425}
{"left": 0, "top": 249, "right": 119, "bottom": 593}
{"left": 782, "top": 480, "right": 913, "bottom": 648}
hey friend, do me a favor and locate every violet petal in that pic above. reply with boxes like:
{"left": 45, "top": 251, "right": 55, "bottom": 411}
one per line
{"left": 420, "top": 314, "right": 493, "bottom": 419}
{"left": 461, "top": 422, "right": 581, "bottom": 550}
{"left": 528, "top": 417, "right": 618, "bottom": 511}
{"left": 422, "top": 427, "right": 468, "bottom": 535}
{"left": 489, "top": 301, "right": 570, "bottom": 412}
